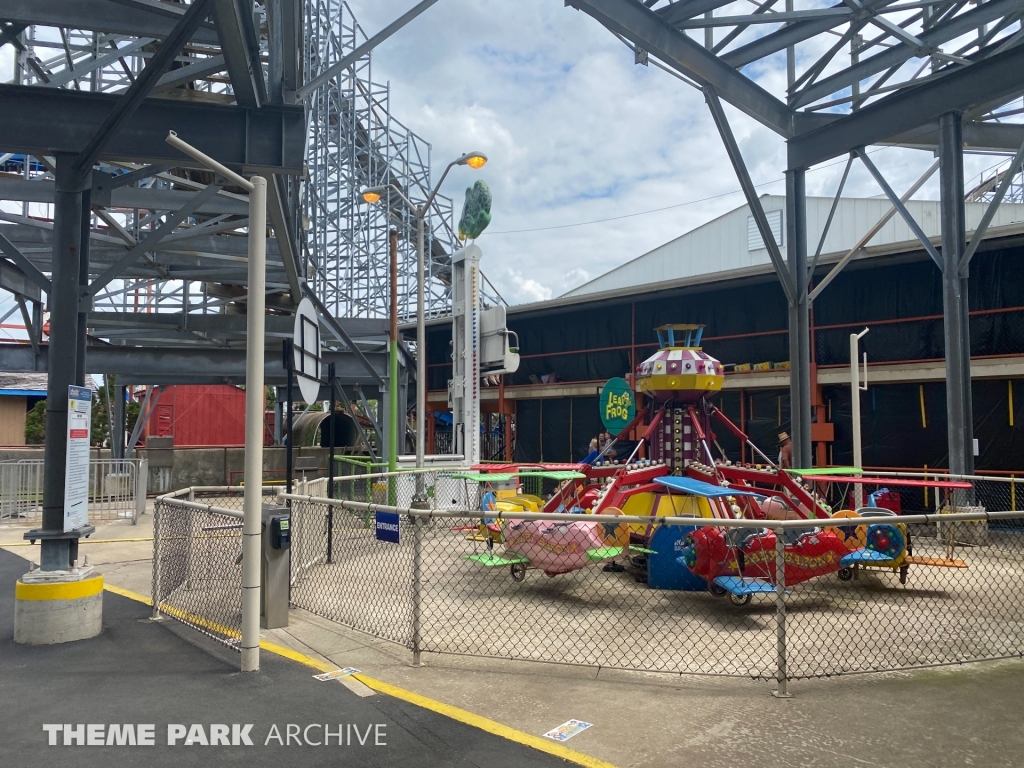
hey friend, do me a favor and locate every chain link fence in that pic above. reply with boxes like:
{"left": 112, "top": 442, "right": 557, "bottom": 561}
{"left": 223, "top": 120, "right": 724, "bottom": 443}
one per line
{"left": 152, "top": 487, "right": 278, "bottom": 650}
{"left": 152, "top": 474, "right": 1024, "bottom": 682}
{"left": 283, "top": 471, "right": 1024, "bottom": 684}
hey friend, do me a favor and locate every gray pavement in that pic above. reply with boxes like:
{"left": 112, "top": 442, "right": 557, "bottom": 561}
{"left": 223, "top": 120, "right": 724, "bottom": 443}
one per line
{"left": 0, "top": 549, "right": 576, "bottom": 768}
{"left": 5, "top": 520, "right": 1024, "bottom": 767}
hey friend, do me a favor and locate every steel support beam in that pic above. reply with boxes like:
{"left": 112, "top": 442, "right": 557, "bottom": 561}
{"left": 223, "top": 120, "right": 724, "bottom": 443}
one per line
{"left": 72, "top": 0, "right": 216, "bottom": 176}
{"left": 0, "top": 178, "right": 248, "bottom": 216}
{"left": 266, "top": 174, "right": 302, "bottom": 301}
{"left": 296, "top": 0, "right": 440, "bottom": 101}
{"left": 3, "top": 261, "right": 40, "bottom": 301}
{"left": 38, "top": 155, "right": 89, "bottom": 570}
{"left": 0, "top": 230, "right": 50, "bottom": 293}
{"left": 793, "top": 0, "right": 1020, "bottom": 109}
{"left": 959, "top": 135, "right": 1024, "bottom": 274}
{"left": 1, "top": 0, "right": 221, "bottom": 45}
{"left": 857, "top": 149, "right": 943, "bottom": 269}
{"left": 111, "top": 382, "right": 125, "bottom": 460}
{"left": 786, "top": 168, "right": 812, "bottom": 468}
{"left": 88, "top": 183, "right": 223, "bottom": 294}
{"left": 723, "top": 7, "right": 853, "bottom": 68}
{"left": 885, "top": 120, "right": 1024, "bottom": 154}
{"left": 302, "top": 284, "right": 387, "bottom": 387}
{"left": 213, "top": 0, "right": 267, "bottom": 108}
{"left": 0, "top": 85, "right": 306, "bottom": 173}
{"left": 76, "top": 186, "right": 91, "bottom": 387}
{"left": 567, "top": 0, "right": 798, "bottom": 136}
{"left": 151, "top": 55, "right": 227, "bottom": 93}
{"left": 86, "top": 312, "right": 388, "bottom": 338}
{"left": 0, "top": 343, "right": 389, "bottom": 387}
{"left": 939, "top": 112, "right": 974, "bottom": 477}
{"left": 268, "top": 0, "right": 300, "bottom": 103}
{"left": 788, "top": 44, "right": 1024, "bottom": 167}
{"left": 706, "top": 87, "right": 795, "bottom": 303}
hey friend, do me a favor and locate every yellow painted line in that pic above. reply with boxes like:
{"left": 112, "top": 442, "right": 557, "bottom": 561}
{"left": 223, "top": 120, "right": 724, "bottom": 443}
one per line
{"left": 104, "top": 583, "right": 152, "bottom": 606}
{"left": 2, "top": 537, "right": 154, "bottom": 547}
{"left": 108, "top": 586, "right": 615, "bottom": 768}
{"left": 348, "top": 672, "right": 618, "bottom": 768}
{"left": 16, "top": 574, "right": 104, "bottom": 601}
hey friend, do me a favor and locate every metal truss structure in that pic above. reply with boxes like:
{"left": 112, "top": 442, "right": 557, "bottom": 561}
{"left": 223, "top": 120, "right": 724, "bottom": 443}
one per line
{"left": 0, "top": 1, "right": 309, "bottom": 365}
{"left": 566, "top": 0, "right": 1024, "bottom": 476}
{"left": 304, "top": 1, "right": 461, "bottom": 320}
{"left": 0, "top": 0, "right": 461, "bottom": 568}
{"left": 966, "top": 160, "right": 1024, "bottom": 203}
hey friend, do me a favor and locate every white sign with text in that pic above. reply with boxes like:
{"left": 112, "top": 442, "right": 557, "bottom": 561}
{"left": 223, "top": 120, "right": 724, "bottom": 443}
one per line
{"left": 63, "top": 385, "right": 92, "bottom": 531}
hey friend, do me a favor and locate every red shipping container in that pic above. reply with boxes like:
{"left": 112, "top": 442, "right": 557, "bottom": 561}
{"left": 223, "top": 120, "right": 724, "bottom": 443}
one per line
{"left": 143, "top": 385, "right": 249, "bottom": 447}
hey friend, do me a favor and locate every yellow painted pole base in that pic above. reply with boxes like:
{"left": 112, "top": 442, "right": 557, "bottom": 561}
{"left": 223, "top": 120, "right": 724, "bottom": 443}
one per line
{"left": 14, "top": 574, "right": 104, "bottom": 645}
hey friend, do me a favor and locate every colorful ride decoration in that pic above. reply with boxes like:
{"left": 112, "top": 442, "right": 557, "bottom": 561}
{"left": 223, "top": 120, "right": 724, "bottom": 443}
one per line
{"left": 502, "top": 514, "right": 630, "bottom": 577}
{"left": 635, "top": 324, "right": 724, "bottom": 403}
{"left": 600, "top": 377, "right": 636, "bottom": 433}
{"left": 458, "top": 180, "right": 492, "bottom": 240}
{"left": 454, "top": 322, "right": 973, "bottom": 597}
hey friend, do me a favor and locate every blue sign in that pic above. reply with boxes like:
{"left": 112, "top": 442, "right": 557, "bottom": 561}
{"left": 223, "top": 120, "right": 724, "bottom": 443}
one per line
{"left": 375, "top": 511, "right": 400, "bottom": 544}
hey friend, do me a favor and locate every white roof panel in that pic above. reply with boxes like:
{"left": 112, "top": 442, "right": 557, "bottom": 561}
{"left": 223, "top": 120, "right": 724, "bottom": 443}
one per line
{"left": 563, "top": 195, "right": 1024, "bottom": 298}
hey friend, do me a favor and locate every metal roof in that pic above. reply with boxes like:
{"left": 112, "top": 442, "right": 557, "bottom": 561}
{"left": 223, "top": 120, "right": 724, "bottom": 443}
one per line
{"left": 562, "top": 195, "right": 1024, "bottom": 299}
{"left": 0, "top": 372, "right": 49, "bottom": 393}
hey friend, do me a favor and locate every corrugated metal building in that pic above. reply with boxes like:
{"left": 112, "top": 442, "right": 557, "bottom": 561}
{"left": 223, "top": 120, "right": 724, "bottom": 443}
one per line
{"left": 423, "top": 195, "right": 1024, "bottom": 473}
{"left": 564, "top": 195, "right": 1024, "bottom": 299}
{"left": 144, "top": 384, "right": 248, "bottom": 447}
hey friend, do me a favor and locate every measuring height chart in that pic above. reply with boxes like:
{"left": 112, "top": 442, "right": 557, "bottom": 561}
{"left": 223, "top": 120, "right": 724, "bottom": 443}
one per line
{"left": 63, "top": 385, "right": 92, "bottom": 531}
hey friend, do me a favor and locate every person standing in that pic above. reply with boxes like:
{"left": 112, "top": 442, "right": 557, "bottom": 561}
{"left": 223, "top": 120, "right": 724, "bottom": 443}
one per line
{"left": 777, "top": 431, "right": 793, "bottom": 469}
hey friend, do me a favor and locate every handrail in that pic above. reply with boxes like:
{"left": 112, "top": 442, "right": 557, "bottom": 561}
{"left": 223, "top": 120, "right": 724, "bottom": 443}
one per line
{"left": 157, "top": 495, "right": 243, "bottom": 519}
{"left": 279, "top": 492, "right": 1023, "bottom": 529}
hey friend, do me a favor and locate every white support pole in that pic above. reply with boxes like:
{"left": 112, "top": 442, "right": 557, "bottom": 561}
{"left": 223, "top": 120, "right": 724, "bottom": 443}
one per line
{"left": 413, "top": 212, "right": 427, "bottom": 506}
{"left": 241, "top": 176, "right": 267, "bottom": 672}
{"left": 165, "top": 131, "right": 264, "bottom": 673}
{"left": 850, "top": 328, "right": 869, "bottom": 509}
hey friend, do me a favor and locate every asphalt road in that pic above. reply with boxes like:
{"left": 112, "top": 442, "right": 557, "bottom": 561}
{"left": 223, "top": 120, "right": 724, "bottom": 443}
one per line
{"left": 0, "top": 549, "right": 577, "bottom": 768}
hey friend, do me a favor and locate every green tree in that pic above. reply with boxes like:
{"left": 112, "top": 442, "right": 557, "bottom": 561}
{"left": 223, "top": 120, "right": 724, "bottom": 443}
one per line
{"left": 91, "top": 385, "right": 110, "bottom": 446}
{"left": 25, "top": 400, "right": 46, "bottom": 444}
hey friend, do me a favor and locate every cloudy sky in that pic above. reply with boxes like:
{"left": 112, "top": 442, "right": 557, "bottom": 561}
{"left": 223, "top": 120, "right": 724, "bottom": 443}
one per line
{"left": 0, "top": 3, "right": 1015, "bottom": 338}
{"left": 347, "top": 0, "right": 1011, "bottom": 304}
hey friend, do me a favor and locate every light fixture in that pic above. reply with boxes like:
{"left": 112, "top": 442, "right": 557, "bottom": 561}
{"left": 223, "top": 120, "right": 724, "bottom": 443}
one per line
{"left": 361, "top": 186, "right": 385, "bottom": 204}
{"left": 457, "top": 152, "right": 487, "bottom": 170}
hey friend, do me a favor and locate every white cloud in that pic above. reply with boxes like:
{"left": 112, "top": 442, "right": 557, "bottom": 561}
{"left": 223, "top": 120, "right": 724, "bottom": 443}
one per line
{"left": 503, "top": 267, "right": 553, "bottom": 304}
{"left": 346, "top": 0, "right": 1021, "bottom": 303}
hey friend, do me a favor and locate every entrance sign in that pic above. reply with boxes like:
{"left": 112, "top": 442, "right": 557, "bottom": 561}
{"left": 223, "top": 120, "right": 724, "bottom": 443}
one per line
{"left": 292, "top": 297, "right": 322, "bottom": 404}
{"left": 64, "top": 385, "right": 92, "bottom": 531}
{"left": 600, "top": 377, "right": 635, "bottom": 433}
{"left": 375, "top": 511, "right": 400, "bottom": 543}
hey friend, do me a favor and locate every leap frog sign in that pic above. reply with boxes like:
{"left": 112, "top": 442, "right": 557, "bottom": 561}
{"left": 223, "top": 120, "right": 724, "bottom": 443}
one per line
{"left": 599, "top": 377, "right": 635, "bottom": 433}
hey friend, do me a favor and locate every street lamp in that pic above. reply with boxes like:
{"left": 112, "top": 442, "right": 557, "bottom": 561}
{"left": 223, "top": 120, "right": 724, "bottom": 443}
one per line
{"left": 361, "top": 151, "right": 487, "bottom": 504}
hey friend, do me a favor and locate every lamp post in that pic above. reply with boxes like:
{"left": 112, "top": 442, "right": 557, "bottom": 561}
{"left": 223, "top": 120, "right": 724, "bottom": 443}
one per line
{"left": 362, "top": 151, "right": 487, "bottom": 504}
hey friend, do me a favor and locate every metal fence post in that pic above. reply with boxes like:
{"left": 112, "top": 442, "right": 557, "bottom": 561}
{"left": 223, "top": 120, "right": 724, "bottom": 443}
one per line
{"left": 326, "top": 503, "right": 334, "bottom": 565}
{"left": 412, "top": 513, "right": 423, "bottom": 666}
{"left": 151, "top": 500, "right": 162, "bottom": 620}
{"left": 134, "top": 459, "right": 148, "bottom": 524}
{"left": 773, "top": 525, "right": 792, "bottom": 698}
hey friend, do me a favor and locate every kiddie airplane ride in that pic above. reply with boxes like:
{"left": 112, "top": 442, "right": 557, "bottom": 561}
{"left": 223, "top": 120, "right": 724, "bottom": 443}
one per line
{"left": 458, "top": 324, "right": 971, "bottom": 603}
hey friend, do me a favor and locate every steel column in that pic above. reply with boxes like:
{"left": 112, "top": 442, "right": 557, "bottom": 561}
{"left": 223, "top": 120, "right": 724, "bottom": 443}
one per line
{"left": 327, "top": 362, "right": 335, "bottom": 564}
{"left": 38, "top": 155, "right": 87, "bottom": 570}
{"left": 939, "top": 112, "right": 973, "bottom": 477}
{"left": 112, "top": 383, "right": 125, "bottom": 460}
{"left": 786, "top": 168, "right": 811, "bottom": 468}
{"left": 75, "top": 185, "right": 91, "bottom": 387}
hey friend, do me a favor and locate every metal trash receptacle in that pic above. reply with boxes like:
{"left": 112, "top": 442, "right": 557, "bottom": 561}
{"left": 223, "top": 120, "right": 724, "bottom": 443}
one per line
{"left": 261, "top": 504, "right": 291, "bottom": 629}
